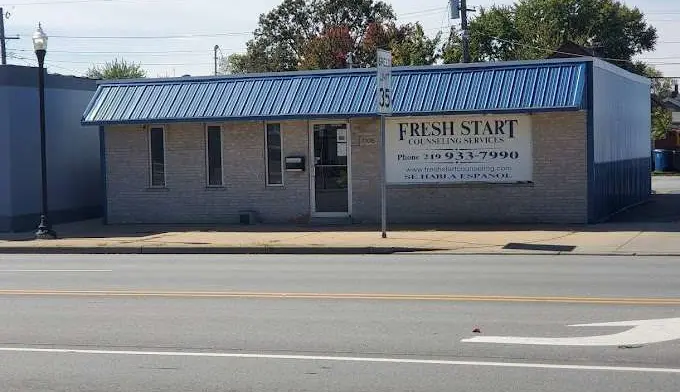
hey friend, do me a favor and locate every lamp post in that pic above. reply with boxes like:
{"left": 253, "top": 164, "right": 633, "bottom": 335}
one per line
{"left": 32, "top": 23, "right": 56, "bottom": 240}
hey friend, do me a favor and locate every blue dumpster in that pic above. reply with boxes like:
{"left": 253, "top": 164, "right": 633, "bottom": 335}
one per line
{"left": 653, "top": 149, "right": 674, "bottom": 172}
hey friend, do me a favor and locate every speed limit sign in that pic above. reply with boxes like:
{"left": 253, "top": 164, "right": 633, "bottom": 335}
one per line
{"left": 376, "top": 49, "right": 392, "bottom": 115}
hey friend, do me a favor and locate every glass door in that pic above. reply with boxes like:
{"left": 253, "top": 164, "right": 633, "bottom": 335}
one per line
{"left": 311, "top": 123, "right": 349, "bottom": 216}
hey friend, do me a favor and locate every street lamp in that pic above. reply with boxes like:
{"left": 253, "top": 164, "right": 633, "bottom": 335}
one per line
{"left": 32, "top": 23, "right": 56, "bottom": 240}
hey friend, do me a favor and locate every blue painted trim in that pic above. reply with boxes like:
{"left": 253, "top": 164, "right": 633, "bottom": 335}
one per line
{"left": 81, "top": 106, "right": 584, "bottom": 127}
{"left": 99, "top": 126, "right": 108, "bottom": 225}
{"left": 586, "top": 61, "right": 595, "bottom": 223}
{"left": 573, "top": 65, "right": 588, "bottom": 110}
{"left": 81, "top": 88, "right": 102, "bottom": 125}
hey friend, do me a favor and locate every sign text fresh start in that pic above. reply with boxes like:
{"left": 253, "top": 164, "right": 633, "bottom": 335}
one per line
{"left": 398, "top": 119, "right": 520, "bottom": 141}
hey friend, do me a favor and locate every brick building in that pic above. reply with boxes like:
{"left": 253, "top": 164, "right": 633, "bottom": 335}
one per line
{"left": 81, "top": 57, "right": 651, "bottom": 225}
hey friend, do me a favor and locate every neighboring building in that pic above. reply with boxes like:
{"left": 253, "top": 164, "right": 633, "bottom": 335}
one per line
{"left": 548, "top": 40, "right": 595, "bottom": 59}
{"left": 659, "top": 90, "right": 680, "bottom": 150}
{"left": 0, "top": 65, "right": 102, "bottom": 232}
{"left": 81, "top": 57, "right": 651, "bottom": 225}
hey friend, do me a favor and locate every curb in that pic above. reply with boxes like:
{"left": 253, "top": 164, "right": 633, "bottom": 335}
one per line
{"left": 0, "top": 246, "right": 679, "bottom": 256}
{"left": 0, "top": 246, "right": 438, "bottom": 255}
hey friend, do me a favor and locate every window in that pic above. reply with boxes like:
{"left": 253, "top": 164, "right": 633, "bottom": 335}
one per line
{"left": 206, "top": 125, "right": 223, "bottom": 186}
{"left": 149, "top": 127, "right": 165, "bottom": 187}
{"left": 266, "top": 123, "right": 283, "bottom": 186}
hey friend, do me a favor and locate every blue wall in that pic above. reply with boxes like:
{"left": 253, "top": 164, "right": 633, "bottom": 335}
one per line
{"left": 589, "top": 59, "right": 652, "bottom": 222}
{"left": 0, "top": 65, "right": 101, "bottom": 232}
{"left": 0, "top": 88, "right": 9, "bottom": 229}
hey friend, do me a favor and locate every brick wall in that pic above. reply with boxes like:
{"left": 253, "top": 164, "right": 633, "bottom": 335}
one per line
{"left": 351, "top": 112, "right": 589, "bottom": 224}
{"left": 105, "top": 120, "right": 310, "bottom": 224}
{"left": 106, "top": 111, "right": 588, "bottom": 225}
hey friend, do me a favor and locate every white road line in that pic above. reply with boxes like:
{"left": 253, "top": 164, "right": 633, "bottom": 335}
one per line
{"left": 0, "top": 270, "right": 112, "bottom": 273}
{"left": 0, "top": 347, "right": 678, "bottom": 374}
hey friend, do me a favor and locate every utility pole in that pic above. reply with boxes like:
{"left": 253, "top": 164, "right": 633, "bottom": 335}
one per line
{"left": 0, "top": 8, "right": 19, "bottom": 65}
{"left": 460, "top": 0, "right": 470, "bottom": 63}
{"left": 450, "top": 0, "right": 474, "bottom": 63}
{"left": 213, "top": 45, "right": 219, "bottom": 75}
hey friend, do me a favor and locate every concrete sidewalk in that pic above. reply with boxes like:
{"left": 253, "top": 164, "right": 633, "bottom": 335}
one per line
{"left": 1, "top": 219, "right": 679, "bottom": 255}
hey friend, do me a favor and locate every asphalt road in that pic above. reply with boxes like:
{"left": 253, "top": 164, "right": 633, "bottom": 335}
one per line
{"left": 0, "top": 254, "right": 679, "bottom": 391}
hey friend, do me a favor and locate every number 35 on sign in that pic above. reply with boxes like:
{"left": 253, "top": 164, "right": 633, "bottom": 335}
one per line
{"left": 376, "top": 49, "right": 392, "bottom": 115}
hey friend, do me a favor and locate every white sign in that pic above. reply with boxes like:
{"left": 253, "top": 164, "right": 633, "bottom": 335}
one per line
{"left": 337, "top": 142, "right": 347, "bottom": 157}
{"left": 385, "top": 114, "right": 533, "bottom": 184}
{"left": 449, "top": 0, "right": 461, "bottom": 19}
{"left": 461, "top": 317, "right": 680, "bottom": 347}
{"left": 376, "top": 49, "right": 392, "bottom": 115}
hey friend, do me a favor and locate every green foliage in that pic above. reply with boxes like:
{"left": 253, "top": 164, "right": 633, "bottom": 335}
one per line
{"left": 637, "top": 65, "right": 675, "bottom": 141}
{"left": 218, "top": 53, "right": 251, "bottom": 75}
{"left": 228, "top": 0, "right": 439, "bottom": 73}
{"left": 641, "top": 64, "right": 676, "bottom": 100}
{"left": 86, "top": 58, "right": 146, "bottom": 80}
{"left": 652, "top": 105, "right": 672, "bottom": 141}
{"left": 442, "top": 0, "right": 657, "bottom": 73}
{"left": 390, "top": 23, "right": 442, "bottom": 66}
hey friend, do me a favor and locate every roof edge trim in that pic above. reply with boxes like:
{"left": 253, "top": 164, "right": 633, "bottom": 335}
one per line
{"left": 82, "top": 106, "right": 585, "bottom": 127}
{"left": 96, "top": 57, "right": 593, "bottom": 86}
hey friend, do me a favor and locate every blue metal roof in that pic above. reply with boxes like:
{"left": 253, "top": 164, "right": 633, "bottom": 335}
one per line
{"left": 81, "top": 59, "right": 588, "bottom": 125}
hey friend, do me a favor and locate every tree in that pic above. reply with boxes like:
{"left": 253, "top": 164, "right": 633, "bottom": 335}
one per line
{"left": 442, "top": 0, "right": 657, "bottom": 73}
{"left": 652, "top": 105, "right": 672, "bottom": 141}
{"left": 230, "top": 0, "right": 439, "bottom": 73}
{"left": 218, "top": 53, "right": 251, "bottom": 75}
{"left": 300, "top": 25, "right": 355, "bottom": 70}
{"left": 390, "top": 23, "right": 442, "bottom": 66}
{"left": 642, "top": 65, "right": 676, "bottom": 141}
{"left": 642, "top": 64, "right": 676, "bottom": 100}
{"left": 86, "top": 58, "right": 147, "bottom": 79}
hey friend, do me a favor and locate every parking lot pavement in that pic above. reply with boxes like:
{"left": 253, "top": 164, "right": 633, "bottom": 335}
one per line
{"left": 607, "top": 177, "right": 680, "bottom": 223}
{"left": 652, "top": 176, "right": 680, "bottom": 194}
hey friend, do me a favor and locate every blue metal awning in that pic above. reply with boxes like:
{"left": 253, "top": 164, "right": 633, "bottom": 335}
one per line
{"left": 81, "top": 59, "right": 588, "bottom": 126}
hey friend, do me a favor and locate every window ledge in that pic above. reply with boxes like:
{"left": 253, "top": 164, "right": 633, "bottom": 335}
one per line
{"left": 146, "top": 187, "right": 170, "bottom": 192}
{"left": 205, "top": 186, "right": 227, "bottom": 191}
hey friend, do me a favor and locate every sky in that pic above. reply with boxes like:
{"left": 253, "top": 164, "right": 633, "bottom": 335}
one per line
{"left": 2, "top": 0, "right": 680, "bottom": 79}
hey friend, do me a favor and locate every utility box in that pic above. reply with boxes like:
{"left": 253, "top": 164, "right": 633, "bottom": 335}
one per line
{"left": 238, "top": 210, "right": 258, "bottom": 225}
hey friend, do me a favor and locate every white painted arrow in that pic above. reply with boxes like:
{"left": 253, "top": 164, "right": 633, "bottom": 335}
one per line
{"left": 462, "top": 317, "right": 680, "bottom": 346}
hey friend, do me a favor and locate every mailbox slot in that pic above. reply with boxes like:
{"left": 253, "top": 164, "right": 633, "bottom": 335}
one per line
{"left": 285, "top": 156, "right": 305, "bottom": 172}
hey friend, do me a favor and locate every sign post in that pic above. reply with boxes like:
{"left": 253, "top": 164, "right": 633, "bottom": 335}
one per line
{"left": 376, "top": 49, "right": 392, "bottom": 239}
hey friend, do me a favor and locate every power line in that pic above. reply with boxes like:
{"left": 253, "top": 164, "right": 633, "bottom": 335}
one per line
{"left": 3, "top": 0, "right": 175, "bottom": 6}
{"left": 7, "top": 52, "right": 31, "bottom": 66}
{"left": 44, "top": 61, "right": 80, "bottom": 74}
{"left": 470, "top": 32, "right": 680, "bottom": 66}
{"left": 14, "top": 48, "right": 246, "bottom": 55}
{"left": 400, "top": 6, "right": 447, "bottom": 16}
{"left": 17, "top": 31, "right": 253, "bottom": 39}
{"left": 47, "top": 58, "right": 202, "bottom": 66}
{"left": 9, "top": 52, "right": 80, "bottom": 74}
{"left": 645, "top": 10, "right": 680, "bottom": 15}
{"left": 398, "top": 6, "right": 447, "bottom": 19}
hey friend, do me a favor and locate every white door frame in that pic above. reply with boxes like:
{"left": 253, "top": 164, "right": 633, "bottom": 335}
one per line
{"left": 309, "top": 120, "right": 352, "bottom": 218}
